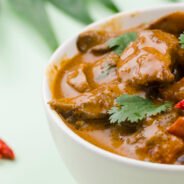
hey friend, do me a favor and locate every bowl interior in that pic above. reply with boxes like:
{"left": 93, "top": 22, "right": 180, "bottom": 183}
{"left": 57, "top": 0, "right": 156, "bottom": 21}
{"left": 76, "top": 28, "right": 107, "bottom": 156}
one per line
{"left": 43, "top": 3, "right": 184, "bottom": 171}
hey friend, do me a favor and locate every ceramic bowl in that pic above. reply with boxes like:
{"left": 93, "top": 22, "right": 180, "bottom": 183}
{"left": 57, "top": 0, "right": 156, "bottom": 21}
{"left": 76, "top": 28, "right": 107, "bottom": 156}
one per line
{"left": 43, "top": 4, "right": 184, "bottom": 184}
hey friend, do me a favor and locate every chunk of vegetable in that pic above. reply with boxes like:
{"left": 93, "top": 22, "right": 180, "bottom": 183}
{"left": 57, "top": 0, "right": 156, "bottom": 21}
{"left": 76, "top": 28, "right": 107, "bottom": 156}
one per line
{"left": 168, "top": 117, "right": 184, "bottom": 138}
{"left": 175, "top": 99, "right": 184, "bottom": 110}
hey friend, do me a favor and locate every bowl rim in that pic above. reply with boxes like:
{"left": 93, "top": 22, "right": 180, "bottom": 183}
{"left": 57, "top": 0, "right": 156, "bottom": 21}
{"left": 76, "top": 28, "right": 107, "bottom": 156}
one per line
{"left": 43, "top": 3, "right": 184, "bottom": 171}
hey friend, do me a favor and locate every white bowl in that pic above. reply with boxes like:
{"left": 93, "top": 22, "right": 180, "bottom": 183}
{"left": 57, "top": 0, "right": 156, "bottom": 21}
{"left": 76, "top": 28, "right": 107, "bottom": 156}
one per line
{"left": 43, "top": 4, "right": 184, "bottom": 184}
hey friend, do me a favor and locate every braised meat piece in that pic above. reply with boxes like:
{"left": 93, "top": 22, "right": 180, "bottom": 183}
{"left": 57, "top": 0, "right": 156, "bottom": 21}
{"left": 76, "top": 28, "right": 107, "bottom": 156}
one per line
{"left": 49, "top": 82, "right": 145, "bottom": 120}
{"left": 77, "top": 30, "right": 109, "bottom": 52}
{"left": 88, "top": 53, "right": 119, "bottom": 86}
{"left": 149, "top": 12, "right": 184, "bottom": 36}
{"left": 50, "top": 82, "right": 122, "bottom": 120}
{"left": 67, "top": 64, "right": 90, "bottom": 93}
{"left": 160, "top": 78, "right": 184, "bottom": 102}
{"left": 91, "top": 42, "right": 111, "bottom": 55}
{"left": 118, "top": 30, "right": 179, "bottom": 86}
{"left": 136, "top": 111, "right": 184, "bottom": 164}
{"left": 176, "top": 49, "right": 184, "bottom": 67}
{"left": 138, "top": 130, "right": 184, "bottom": 163}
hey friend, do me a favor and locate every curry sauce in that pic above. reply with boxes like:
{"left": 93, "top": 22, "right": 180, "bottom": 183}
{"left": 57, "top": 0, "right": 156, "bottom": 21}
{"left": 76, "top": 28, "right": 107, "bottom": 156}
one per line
{"left": 50, "top": 12, "right": 184, "bottom": 165}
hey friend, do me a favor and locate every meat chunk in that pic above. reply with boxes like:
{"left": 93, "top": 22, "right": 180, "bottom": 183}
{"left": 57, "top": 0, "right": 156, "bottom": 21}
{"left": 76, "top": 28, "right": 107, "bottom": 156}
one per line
{"left": 49, "top": 82, "right": 144, "bottom": 120}
{"left": 117, "top": 30, "right": 179, "bottom": 86}
{"left": 91, "top": 42, "right": 111, "bottom": 55}
{"left": 50, "top": 82, "right": 122, "bottom": 120}
{"left": 77, "top": 30, "right": 109, "bottom": 52}
{"left": 139, "top": 131, "right": 184, "bottom": 164}
{"left": 160, "top": 78, "right": 184, "bottom": 102}
{"left": 67, "top": 64, "right": 89, "bottom": 93}
{"left": 122, "top": 110, "right": 184, "bottom": 163}
{"left": 176, "top": 48, "right": 184, "bottom": 67}
{"left": 89, "top": 53, "right": 119, "bottom": 86}
{"left": 134, "top": 111, "right": 184, "bottom": 163}
{"left": 149, "top": 12, "right": 184, "bottom": 36}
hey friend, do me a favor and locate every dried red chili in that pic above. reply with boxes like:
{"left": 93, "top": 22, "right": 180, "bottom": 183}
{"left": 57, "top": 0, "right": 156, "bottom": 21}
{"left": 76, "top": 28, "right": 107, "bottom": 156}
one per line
{"left": 175, "top": 99, "right": 184, "bottom": 110}
{"left": 0, "top": 139, "right": 15, "bottom": 160}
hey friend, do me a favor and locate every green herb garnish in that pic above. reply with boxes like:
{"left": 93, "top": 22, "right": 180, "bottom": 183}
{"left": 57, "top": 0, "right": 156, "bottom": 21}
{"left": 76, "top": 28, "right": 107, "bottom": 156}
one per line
{"left": 97, "top": 63, "right": 116, "bottom": 80}
{"left": 179, "top": 33, "right": 184, "bottom": 48}
{"left": 107, "top": 32, "right": 137, "bottom": 55}
{"left": 108, "top": 94, "right": 172, "bottom": 125}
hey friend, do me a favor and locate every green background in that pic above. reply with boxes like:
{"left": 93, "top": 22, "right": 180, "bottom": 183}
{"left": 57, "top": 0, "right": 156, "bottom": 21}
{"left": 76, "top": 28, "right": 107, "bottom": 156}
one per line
{"left": 0, "top": 0, "right": 176, "bottom": 183}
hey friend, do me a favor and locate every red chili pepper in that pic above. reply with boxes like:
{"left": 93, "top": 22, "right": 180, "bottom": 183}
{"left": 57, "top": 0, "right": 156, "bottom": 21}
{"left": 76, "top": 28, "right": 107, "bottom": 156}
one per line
{"left": 0, "top": 139, "right": 15, "bottom": 160}
{"left": 175, "top": 99, "right": 184, "bottom": 110}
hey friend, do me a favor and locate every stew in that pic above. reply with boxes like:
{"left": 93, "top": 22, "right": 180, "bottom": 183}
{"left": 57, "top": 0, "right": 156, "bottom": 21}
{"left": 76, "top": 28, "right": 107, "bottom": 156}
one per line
{"left": 49, "top": 12, "right": 184, "bottom": 165}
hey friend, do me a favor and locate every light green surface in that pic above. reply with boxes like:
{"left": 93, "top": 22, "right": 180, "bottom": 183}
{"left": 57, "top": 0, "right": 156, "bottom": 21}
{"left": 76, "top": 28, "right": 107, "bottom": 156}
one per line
{"left": 0, "top": 3, "right": 79, "bottom": 184}
{"left": 0, "top": 0, "right": 173, "bottom": 183}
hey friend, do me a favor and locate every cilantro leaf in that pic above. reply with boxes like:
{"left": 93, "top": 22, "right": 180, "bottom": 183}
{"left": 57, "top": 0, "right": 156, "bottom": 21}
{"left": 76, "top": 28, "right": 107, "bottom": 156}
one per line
{"left": 107, "top": 32, "right": 137, "bottom": 55}
{"left": 108, "top": 94, "right": 172, "bottom": 125}
{"left": 179, "top": 33, "right": 184, "bottom": 49}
